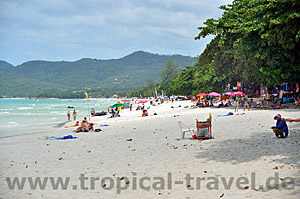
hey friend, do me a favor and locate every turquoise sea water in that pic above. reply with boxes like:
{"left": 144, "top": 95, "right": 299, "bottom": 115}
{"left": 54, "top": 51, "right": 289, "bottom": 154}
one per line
{"left": 0, "top": 98, "right": 118, "bottom": 137}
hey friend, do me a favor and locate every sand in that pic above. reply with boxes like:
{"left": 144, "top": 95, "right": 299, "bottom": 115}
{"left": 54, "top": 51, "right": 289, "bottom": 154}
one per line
{"left": 0, "top": 100, "right": 299, "bottom": 199}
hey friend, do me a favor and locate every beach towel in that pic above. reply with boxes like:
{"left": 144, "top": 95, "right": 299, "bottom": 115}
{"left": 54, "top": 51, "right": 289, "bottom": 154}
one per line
{"left": 218, "top": 112, "right": 233, "bottom": 117}
{"left": 47, "top": 135, "right": 77, "bottom": 140}
{"left": 100, "top": 124, "right": 110, "bottom": 127}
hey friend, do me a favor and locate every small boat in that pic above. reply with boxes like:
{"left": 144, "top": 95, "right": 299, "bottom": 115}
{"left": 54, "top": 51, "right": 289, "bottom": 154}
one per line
{"left": 94, "top": 111, "right": 107, "bottom": 116}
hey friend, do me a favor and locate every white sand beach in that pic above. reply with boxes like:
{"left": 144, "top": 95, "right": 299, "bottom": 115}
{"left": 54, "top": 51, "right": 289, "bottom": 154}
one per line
{"left": 0, "top": 100, "right": 299, "bottom": 198}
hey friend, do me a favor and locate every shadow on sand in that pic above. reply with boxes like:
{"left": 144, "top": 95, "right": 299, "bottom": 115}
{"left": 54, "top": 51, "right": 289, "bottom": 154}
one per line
{"left": 195, "top": 123, "right": 300, "bottom": 195}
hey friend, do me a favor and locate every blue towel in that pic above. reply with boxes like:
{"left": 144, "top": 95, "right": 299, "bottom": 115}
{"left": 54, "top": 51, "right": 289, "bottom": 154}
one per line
{"left": 218, "top": 114, "right": 232, "bottom": 117}
{"left": 48, "top": 135, "right": 77, "bottom": 140}
{"left": 218, "top": 112, "right": 233, "bottom": 117}
{"left": 100, "top": 124, "right": 110, "bottom": 127}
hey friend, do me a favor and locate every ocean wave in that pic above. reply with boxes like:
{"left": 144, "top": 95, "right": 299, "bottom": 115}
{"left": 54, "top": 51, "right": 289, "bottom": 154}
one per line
{"left": 17, "top": 107, "right": 34, "bottom": 110}
{"left": 22, "top": 113, "right": 32, "bottom": 115}
{"left": 8, "top": 122, "right": 19, "bottom": 126}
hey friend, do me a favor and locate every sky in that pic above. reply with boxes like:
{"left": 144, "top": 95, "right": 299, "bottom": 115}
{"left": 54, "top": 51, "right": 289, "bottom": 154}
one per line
{"left": 0, "top": 0, "right": 232, "bottom": 66}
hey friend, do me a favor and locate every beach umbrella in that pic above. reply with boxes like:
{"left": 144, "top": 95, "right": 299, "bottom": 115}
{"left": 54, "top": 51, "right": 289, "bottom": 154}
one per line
{"left": 196, "top": 93, "right": 207, "bottom": 97}
{"left": 208, "top": 92, "right": 221, "bottom": 96}
{"left": 138, "top": 100, "right": 148, "bottom": 103}
{"left": 233, "top": 91, "right": 246, "bottom": 96}
{"left": 224, "top": 92, "right": 234, "bottom": 96}
{"left": 110, "top": 103, "right": 124, "bottom": 108}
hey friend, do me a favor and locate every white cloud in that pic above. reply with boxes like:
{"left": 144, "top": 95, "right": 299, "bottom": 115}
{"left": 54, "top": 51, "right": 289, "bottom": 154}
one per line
{"left": 0, "top": 0, "right": 230, "bottom": 65}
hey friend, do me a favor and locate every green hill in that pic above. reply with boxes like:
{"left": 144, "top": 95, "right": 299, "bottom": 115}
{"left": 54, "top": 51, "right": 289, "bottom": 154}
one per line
{"left": 0, "top": 69, "right": 72, "bottom": 97}
{"left": 0, "top": 51, "right": 196, "bottom": 97}
{"left": 0, "top": 61, "right": 14, "bottom": 70}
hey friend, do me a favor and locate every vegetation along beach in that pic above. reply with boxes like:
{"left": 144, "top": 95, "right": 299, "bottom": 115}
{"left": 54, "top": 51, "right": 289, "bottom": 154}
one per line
{"left": 0, "top": 0, "right": 299, "bottom": 198}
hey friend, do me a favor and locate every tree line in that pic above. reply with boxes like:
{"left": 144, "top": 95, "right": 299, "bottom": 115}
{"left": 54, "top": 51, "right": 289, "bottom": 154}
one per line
{"left": 131, "top": 0, "right": 300, "bottom": 97}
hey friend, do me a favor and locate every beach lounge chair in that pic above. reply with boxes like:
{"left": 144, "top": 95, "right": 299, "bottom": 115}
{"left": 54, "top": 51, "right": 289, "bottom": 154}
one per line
{"left": 178, "top": 121, "right": 195, "bottom": 138}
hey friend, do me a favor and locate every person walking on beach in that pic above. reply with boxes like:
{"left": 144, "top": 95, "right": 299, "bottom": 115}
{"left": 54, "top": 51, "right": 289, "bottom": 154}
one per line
{"left": 73, "top": 110, "right": 77, "bottom": 121}
{"left": 234, "top": 95, "right": 239, "bottom": 112}
{"left": 243, "top": 95, "right": 250, "bottom": 111}
{"left": 209, "top": 96, "right": 214, "bottom": 107}
{"left": 130, "top": 104, "right": 132, "bottom": 111}
{"left": 271, "top": 114, "right": 289, "bottom": 138}
{"left": 67, "top": 111, "right": 71, "bottom": 121}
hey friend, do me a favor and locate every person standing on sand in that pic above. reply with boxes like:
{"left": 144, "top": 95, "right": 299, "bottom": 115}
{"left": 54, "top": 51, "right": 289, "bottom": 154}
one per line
{"left": 243, "top": 95, "right": 250, "bottom": 111}
{"left": 209, "top": 96, "right": 214, "bottom": 107}
{"left": 130, "top": 104, "right": 132, "bottom": 111}
{"left": 73, "top": 110, "right": 77, "bottom": 121}
{"left": 234, "top": 95, "right": 239, "bottom": 112}
{"left": 67, "top": 111, "right": 71, "bottom": 121}
{"left": 271, "top": 114, "right": 289, "bottom": 138}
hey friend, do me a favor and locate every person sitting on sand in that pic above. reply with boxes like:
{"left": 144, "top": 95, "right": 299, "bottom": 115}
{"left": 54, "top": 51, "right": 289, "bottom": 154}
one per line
{"left": 84, "top": 117, "right": 88, "bottom": 123}
{"left": 142, "top": 110, "right": 149, "bottom": 117}
{"left": 271, "top": 114, "right": 289, "bottom": 138}
{"left": 274, "top": 100, "right": 282, "bottom": 109}
{"left": 136, "top": 105, "right": 141, "bottom": 110}
{"left": 74, "top": 120, "right": 89, "bottom": 133}
{"left": 205, "top": 99, "right": 209, "bottom": 107}
{"left": 217, "top": 101, "right": 224, "bottom": 108}
{"left": 110, "top": 109, "right": 116, "bottom": 117}
{"left": 64, "top": 121, "right": 79, "bottom": 128}
{"left": 259, "top": 98, "right": 265, "bottom": 109}
{"left": 88, "top": 123, "right": 94, "bottom": 131}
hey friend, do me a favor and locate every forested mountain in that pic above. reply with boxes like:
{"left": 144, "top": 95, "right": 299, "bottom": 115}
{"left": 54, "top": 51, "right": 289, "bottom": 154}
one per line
{"left": 0, "top": 61, "right": 14, "bottom": 70}
{"left": 0, "top": 51, "right": 195, "bottom": 97}
{"left": 0, "top": 69, "right": 71, "bottom": 97}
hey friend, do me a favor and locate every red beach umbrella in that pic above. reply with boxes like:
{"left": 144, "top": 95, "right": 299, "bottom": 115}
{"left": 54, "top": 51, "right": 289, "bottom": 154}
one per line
{"left": 138, "top": 100, "right": 148, "bottom": 103}
{"left": 196, "top": 93, "right": 208, "bottom": 97}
